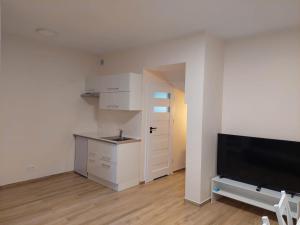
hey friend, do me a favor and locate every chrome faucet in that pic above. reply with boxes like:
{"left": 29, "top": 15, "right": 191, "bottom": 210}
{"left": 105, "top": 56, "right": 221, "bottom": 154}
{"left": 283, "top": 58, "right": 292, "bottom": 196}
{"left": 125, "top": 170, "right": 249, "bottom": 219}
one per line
{"left": 119, "top": 129, "right": 123, "bottom": 138}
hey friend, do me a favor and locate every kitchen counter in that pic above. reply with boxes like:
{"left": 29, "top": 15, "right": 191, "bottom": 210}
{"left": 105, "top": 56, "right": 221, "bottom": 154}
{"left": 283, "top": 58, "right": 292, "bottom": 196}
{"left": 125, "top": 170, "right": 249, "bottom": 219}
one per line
{"left": 74, "top": 132, "right": 141, "bottom": 145}
{"left": 74, "top": 132, "right": 141, "bottom": 191}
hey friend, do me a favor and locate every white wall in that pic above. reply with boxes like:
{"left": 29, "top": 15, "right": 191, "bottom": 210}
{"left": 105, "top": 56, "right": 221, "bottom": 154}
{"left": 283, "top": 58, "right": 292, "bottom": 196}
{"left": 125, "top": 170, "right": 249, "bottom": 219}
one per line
{"left": 201, "top": 35, "right": 224, "bottom": 201}
{"left": 0, "top": 35, "right": 99, "bottom": 185}
{"left": 172, "top": 88, "right": 187, "bottom": 172}
{"left": 222, "top": 29, "right": 300, "bottom": 142}
{"left": 97, "top": 110, "right": 142, "bottom": 139}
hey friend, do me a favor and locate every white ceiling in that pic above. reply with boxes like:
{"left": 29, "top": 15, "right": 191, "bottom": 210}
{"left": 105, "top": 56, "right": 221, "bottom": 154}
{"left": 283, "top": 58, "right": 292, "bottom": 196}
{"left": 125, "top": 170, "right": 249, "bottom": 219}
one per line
{"left": 148, "top": 63, "right": 186, "bottom": 91}
{"left": 2, "top": 0, "right": 300, "bottom": 54}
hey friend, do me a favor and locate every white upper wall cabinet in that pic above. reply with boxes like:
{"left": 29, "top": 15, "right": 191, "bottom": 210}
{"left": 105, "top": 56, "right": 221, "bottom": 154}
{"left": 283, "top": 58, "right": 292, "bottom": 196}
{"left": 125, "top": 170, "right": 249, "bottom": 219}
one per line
{"left": 85, "top": 73, "right": 142, "bottom": 93}
{"left": 85, "top": 73, "right": 142, "bottom": 111}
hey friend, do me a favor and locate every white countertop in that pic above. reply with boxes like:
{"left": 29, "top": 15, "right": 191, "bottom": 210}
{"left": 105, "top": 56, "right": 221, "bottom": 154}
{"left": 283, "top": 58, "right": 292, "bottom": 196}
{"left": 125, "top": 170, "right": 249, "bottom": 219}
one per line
{"left": 74, "top": 132, "right": 141, "bottom": 145}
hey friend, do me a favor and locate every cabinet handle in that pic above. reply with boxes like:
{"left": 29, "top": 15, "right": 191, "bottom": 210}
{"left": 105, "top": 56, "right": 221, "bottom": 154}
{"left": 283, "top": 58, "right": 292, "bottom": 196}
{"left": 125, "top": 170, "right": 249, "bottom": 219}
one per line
{"left": 107, "top": 88, "right": 119, "bottom": 90}
{"left": 101, "top": 163, "right": 111, "bottom": 168}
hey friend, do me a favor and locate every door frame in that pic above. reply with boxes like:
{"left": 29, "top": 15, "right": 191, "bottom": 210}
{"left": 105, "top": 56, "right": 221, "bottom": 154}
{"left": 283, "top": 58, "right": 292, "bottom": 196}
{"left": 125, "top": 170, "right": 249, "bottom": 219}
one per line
{"left": 144, "top": 78, "right": 175, "bottom": 183}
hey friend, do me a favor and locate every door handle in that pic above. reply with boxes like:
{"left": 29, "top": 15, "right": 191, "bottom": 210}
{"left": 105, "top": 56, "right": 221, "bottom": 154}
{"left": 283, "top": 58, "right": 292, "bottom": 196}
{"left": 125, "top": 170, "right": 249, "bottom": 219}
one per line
{"left": 150, "top": 127, "right": 157, "bottom": 133}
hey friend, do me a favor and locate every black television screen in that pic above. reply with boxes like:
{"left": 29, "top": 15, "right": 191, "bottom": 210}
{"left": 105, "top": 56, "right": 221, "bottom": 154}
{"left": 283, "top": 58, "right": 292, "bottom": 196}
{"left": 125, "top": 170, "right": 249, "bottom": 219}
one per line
{"left": 217, "top": 133, "right": 300, "bottom": 194}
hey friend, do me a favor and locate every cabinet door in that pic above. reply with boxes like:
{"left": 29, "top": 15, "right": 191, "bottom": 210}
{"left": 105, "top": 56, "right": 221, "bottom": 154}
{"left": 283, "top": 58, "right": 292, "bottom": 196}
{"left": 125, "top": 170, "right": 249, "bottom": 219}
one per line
{"left": 87, "top": 140, "right": 117, "bottom": 182}
{"left": 99, "top": 92, "right": 118, "bottom": 110}
{"left": 96, "top": 160, "right": 117, "bottom": 183}
{"left": 100, "top": 74, "right": 130, "bottom": 92}
{"left": 113, "top": 92, "right": 131, "bottom": 110}
{"left": 88, "top": 139, "right": 117, "bottom": 163}
{"left": 99, "top": 92, "right": 130, "bottom": 110}
{"left": 74, "top": 136, "right": 88, "bottom": 177}
{"left": 98, "top": 73, "right": 142, "bottom": 93}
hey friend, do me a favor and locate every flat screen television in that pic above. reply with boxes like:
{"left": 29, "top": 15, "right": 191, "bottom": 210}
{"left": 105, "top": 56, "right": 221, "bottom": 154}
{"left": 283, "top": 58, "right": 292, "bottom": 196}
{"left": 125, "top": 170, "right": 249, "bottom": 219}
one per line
{"left": 217, "top": 133, "right": 300, "bottom": 194}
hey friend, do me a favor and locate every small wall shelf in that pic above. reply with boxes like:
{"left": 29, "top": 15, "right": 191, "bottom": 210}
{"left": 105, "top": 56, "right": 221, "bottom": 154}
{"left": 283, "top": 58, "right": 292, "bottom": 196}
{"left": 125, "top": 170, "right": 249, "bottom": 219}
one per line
{"left": 211, "top": 176, "right": 300, "bottom": 219}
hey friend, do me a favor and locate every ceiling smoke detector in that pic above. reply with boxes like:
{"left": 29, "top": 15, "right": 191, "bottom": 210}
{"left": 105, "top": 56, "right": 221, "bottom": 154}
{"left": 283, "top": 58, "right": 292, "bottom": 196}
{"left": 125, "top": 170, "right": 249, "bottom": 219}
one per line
{"left": 35, "top": 28, "right": 58, "bottom": 37}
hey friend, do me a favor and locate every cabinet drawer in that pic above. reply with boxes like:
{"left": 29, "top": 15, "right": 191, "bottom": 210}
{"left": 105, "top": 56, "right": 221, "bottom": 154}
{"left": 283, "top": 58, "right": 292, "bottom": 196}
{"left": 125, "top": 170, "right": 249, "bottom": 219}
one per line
{"left": 88, "top": 140, "right": 116, "bottom": 163}
{"left": 87, "top": 160, "right": 116, "bottom": 183}
{"left": 99, "top": 146, "right": 116, "bottom": 162}
{"left": 87, "top": 158, "right": 97, "bottom": 176}
{"left": 97, "top": 160, "right": 116, "bottom": 183}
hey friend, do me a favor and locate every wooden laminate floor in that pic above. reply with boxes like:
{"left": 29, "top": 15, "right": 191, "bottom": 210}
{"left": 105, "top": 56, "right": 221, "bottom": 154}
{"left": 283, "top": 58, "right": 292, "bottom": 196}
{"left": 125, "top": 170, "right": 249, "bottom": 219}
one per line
{"left": 0, "top": 171, "right": 277, "bottom": 225}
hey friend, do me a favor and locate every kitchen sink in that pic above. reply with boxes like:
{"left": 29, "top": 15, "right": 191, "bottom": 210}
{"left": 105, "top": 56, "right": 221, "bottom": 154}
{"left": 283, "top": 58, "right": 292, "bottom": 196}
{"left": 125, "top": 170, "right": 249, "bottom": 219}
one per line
{"left": 101, "top": 136, "right": 133, "bottom": 142}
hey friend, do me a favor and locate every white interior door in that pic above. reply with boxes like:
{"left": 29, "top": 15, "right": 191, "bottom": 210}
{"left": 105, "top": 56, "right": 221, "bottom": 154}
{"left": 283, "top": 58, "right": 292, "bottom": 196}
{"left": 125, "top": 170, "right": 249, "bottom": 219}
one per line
{"left": 146, "top": 83, "right": 172, "bottom": 182}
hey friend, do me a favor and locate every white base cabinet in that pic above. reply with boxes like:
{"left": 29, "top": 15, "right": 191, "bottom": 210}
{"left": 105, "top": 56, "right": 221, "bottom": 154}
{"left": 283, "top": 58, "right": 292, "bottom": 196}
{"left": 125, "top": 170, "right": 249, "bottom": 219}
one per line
{"left": 87, "top": 139, "right": 140, "bottom": 191}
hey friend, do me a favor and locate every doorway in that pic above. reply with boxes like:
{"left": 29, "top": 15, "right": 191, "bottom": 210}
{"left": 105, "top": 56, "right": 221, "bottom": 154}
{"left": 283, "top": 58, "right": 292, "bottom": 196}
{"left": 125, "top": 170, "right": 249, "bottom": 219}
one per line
{"left": 144, "top": 63, "right": 187, "bottom": 182}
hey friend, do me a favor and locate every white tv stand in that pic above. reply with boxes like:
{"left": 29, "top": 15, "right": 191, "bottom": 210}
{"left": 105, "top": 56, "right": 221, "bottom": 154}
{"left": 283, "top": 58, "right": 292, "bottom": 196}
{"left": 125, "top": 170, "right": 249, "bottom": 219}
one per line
{"left": 211, "top": 176, "right": 300, "bottom": 219}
